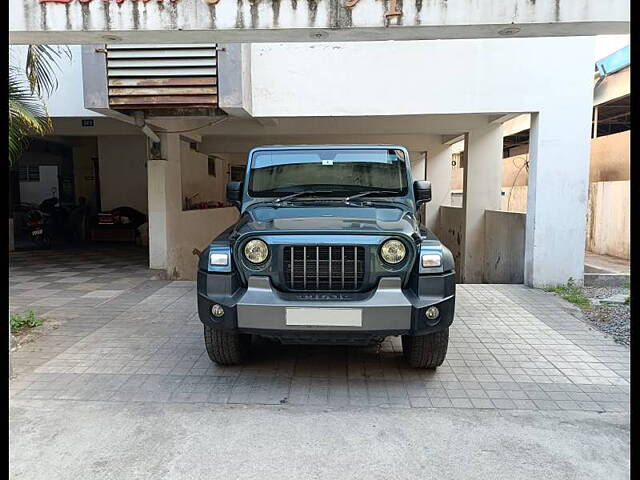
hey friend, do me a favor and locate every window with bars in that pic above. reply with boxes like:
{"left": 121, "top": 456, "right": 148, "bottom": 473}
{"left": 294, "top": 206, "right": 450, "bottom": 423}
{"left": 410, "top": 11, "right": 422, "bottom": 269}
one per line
{"left": 18, "top": 166, "right": 40, "bottom": 182}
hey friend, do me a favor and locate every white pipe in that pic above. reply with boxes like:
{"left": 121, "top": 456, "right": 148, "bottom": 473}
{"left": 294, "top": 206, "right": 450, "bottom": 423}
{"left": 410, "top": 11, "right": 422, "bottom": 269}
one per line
{"left": 141, "top": 124, "right": 160, "bottom": 144}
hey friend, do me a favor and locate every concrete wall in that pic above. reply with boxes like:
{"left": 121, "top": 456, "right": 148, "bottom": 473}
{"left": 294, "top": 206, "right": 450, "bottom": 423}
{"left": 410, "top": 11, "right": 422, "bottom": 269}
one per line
{"left": 149, "top": 133, "right": 240, "bottom": 280}
{"left": 9, "top": 219, "right": 15, "bottom": 252}
{"left": 453, "top": 129, "right": 629, "bottom": 192}
{"left": 180, "top": 141, "right": 230, "bottom": 208}
{"left": 461, "top": 124, "right": 503, "bottom": 284}
{"left": 501, "top": 180, "right": 629, "bottom": 260}
{"left": 72, "top": 138, "right": 98, "bottom": 209}
{"left": 97, "top": 135, "right": 148, "bottom": 214}
{"left": 438, "top": 206, "right": 464, "bottom": 283}
{"left": 590, "top": 130, "right": 630, "bottom": 182}
{"left": 484, "top": 210, "right": 526, "bottom": 283}
{"left": 169, "top": 207, "right": 239, "bottom": 281}
{"left": 501, "top": 186, "right": 528, "bottom": 213}
{"left": 10, "top": 0, "right": 629, "bottom": 44}
{"left": 594, "top": 67, "right": 630, "bottom": 106}
{"left": 423, "top": 146, "right": 454, "bottom": 234}
{"left": 248, "top": 37, "right": 595, "bottom": 118}
{"left": 586, "top": 181, "right": 630, "bottom": 260}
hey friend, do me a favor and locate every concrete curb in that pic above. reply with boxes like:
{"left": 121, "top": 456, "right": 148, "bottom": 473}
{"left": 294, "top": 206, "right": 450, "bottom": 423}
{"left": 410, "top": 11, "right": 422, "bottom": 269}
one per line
{"left": 584, "top": 273, "right": 630, "bottom": 287}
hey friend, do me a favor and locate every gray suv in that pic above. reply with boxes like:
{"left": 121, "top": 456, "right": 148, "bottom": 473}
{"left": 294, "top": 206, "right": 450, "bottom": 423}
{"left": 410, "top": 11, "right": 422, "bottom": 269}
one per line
{"left": 197, "top": 145, "right": 455, "bottom": 368}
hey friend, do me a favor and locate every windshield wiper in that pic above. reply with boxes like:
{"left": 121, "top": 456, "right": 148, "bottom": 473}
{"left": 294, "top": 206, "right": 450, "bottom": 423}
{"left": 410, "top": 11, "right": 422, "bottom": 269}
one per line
{"left": 274, "top": 190, "right": 334, "bottom": 203}
{"left": 344, "top": 190, "right": 400, "bottom": 202}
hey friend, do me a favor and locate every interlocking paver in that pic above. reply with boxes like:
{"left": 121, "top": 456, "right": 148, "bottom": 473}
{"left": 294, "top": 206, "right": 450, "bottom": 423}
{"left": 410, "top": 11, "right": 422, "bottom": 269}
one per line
{"left": 8, "top": 246, "right": 631, "bottom": 412}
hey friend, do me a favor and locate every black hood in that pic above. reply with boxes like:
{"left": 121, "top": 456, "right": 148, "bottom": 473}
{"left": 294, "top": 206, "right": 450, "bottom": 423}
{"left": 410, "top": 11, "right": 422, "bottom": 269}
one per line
{"left": 232, "top": 204, "right": 421, "bottom": 240}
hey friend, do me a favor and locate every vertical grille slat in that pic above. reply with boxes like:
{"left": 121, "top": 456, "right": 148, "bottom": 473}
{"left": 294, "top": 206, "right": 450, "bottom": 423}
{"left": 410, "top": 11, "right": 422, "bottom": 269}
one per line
{"left": 283, "top": 245, "right": 365, "bottom": 292}
{"left": 329, "top": 246, "right": 332, "bottom": 290}
{"left": 303, "top": 246, "right": 307, "bottom": 290}
{"left": 341, "top": 246, "right": 345, "bottom": 289}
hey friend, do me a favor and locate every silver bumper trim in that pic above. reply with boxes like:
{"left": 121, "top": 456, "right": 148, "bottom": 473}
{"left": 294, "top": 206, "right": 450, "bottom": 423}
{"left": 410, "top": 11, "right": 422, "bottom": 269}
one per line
{"left": 236, "top": 276, "right": 412, "bottom": 331}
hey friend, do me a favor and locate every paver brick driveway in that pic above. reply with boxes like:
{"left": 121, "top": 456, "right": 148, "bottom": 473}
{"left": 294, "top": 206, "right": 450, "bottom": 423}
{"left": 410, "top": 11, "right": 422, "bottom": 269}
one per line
{"left": 9, "top": 246, "right": 630, "bottom": 412}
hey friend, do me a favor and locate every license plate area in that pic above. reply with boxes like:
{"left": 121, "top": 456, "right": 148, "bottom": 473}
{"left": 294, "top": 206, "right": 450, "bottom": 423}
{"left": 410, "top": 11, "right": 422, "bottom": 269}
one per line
{"left": 285, "top": 308, "right": 362, "bottom": 327}
{"left": 31, "top": 229, "right": 43, "bottom": 235}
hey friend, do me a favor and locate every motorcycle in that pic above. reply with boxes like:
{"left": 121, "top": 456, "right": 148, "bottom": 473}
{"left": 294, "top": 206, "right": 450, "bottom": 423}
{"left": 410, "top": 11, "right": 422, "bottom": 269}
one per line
{"left": 26, "top": 209, "right": 52, "bottom": 249}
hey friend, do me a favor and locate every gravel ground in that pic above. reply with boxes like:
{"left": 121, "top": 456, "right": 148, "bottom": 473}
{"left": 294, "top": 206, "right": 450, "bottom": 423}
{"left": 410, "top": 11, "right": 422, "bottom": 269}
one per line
{"left": 581, "top": 286, "right": 630, "bottom": 346}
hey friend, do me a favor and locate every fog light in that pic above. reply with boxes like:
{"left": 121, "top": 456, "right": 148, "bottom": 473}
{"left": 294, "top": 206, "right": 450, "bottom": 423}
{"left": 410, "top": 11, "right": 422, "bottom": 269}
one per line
{"left": 425, "top": 306, "right": 440, "bottom": 320}
{"left": 211, "top": 304, "right": 225, "bottom": 317}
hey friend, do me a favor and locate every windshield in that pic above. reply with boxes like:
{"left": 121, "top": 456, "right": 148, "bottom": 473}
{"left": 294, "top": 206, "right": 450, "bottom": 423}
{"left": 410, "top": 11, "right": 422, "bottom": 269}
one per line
{"left": 248, "top": 149, "right": 409, "bottom": 198}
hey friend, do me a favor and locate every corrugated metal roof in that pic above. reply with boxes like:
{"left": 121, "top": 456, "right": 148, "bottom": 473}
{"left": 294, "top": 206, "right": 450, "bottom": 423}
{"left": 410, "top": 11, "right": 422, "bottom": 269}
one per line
{"left": 596, "top": 45, "right": 630, "bottom": 77}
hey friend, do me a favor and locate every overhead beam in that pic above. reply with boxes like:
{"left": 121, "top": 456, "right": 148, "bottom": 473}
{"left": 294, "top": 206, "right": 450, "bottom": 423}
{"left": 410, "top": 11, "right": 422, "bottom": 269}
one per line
{"left": 10, "top": 0, "right": 629, "bottom": 45}
{"left": 442, "top": 134, "right": 465, "bottom": 146}
{"left": 488, "top": 113, "right": 523, "bottom": 125}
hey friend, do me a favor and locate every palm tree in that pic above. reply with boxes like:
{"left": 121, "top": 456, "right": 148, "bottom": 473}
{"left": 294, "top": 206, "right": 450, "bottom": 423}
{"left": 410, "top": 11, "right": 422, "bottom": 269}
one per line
{"left": 8, "top": 45, "right": 71, "bottom": 164}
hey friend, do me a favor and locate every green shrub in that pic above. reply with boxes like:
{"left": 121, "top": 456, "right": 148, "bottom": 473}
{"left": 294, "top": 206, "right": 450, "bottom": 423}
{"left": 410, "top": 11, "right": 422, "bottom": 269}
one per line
{"left": 544, "top": 278, "right": 591, "bottom": 309}
{"left": 10, "top": 310, "right": 43, "bottom": 333}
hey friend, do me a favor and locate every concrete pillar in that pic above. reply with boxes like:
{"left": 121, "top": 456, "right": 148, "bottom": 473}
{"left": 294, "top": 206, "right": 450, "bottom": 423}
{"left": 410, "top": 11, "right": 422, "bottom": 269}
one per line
{"left": 147, "top": 133, "right": 181, "bottom": 273}
{"left": 525, "top": 109, "right": 592, "bottom": 287}
{"left": 460, "top": 124, "right": 503, "bottom": 283}
{"left": 424, "top": 145, "right": 453, "bottom": 236}
{"left": 9, "top": 219, "right": 15, "bottom": 252}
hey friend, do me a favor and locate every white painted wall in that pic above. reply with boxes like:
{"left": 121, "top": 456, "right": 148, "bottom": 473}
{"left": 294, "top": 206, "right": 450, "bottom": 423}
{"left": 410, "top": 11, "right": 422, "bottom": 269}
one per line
{"left": 28, "top": 35, "right": 598, "bottom": 286}
{"left": 461, "top": 124, "right": 504, "bottom": 283}
{"left": 149, "top": 133, "right": 240, "bottom": 279}
{"left": 19, "top": 166, "right": 59, "bottom": 205}
{"left": 248, "top": 37, "right": 595, "bottom": 117}
{"left": 244, "top": 36, "right": 597, "bottom": 286}
{"left": 10, "top": 45, "right": 101, "bottom": 119}
{"left": 97, "top": 135, "right": 148, "bottom": 214}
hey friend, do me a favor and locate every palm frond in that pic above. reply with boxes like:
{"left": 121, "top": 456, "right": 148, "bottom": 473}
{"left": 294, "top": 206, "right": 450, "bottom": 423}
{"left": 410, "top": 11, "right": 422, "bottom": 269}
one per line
{"left": 8, "top": 69, "right": 52, "bottom": 164}
{"left": 25, "top": 45, "right": 71, "bottom": 97}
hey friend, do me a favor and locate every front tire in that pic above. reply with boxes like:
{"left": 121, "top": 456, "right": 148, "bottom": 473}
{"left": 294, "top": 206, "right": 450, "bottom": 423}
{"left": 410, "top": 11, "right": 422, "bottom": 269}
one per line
{"left": 204, "top": 326, "right": 251, "bottom": 365}
{"left": 402, "top": 329, "right": 449, "bottom": 369}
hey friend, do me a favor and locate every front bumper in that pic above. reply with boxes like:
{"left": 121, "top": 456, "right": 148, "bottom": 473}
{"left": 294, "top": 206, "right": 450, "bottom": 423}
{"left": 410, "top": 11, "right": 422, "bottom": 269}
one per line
{"left": 197, "top": 271, "right": 455, "bottom": 342}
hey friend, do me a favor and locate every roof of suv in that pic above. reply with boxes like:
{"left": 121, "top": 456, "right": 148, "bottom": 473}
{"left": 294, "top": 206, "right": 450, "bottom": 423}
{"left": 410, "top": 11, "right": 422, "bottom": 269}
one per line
{"left": 251, "top": 145, "right": 406, "bottom": 149}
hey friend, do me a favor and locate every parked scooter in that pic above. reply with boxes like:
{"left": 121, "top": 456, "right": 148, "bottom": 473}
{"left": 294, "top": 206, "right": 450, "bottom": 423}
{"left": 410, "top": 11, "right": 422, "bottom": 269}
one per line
{"left": 26, "top": 209, "right": 52, "bottom": 249}
{"left": 39, "top": 196, "right": 70, "bottom": 242}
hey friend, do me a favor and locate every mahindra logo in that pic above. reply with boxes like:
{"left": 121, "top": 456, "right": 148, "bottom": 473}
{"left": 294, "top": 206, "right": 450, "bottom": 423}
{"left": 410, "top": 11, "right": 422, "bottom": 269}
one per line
{"left": 296, "top": 293, "right": 352, "bottom": 301}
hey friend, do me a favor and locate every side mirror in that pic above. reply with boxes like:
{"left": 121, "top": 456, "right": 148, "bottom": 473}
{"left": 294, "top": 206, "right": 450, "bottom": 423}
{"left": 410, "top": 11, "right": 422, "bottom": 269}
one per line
{"left": 226, "top": 182, "right": 242, "bottom": 208}
{"left": 413, "top": 180, "right": 432, "bottom": 206}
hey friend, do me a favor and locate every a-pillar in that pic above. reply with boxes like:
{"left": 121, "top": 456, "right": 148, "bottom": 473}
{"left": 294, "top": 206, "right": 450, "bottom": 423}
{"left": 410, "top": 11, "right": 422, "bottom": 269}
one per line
{"left": 525, "top": 108, "right": 592, "bottom": 287}
{"left": 460, "top": 123, "right": 503, "bottom": 283}
{"left": 147, "top": 133, "right": 182, "bottom": 274}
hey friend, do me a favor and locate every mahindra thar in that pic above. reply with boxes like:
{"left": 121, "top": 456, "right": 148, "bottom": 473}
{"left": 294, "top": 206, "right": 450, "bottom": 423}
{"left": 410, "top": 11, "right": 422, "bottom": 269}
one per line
{"left": 197, "top": 146, "right": 455, "bottom": 368}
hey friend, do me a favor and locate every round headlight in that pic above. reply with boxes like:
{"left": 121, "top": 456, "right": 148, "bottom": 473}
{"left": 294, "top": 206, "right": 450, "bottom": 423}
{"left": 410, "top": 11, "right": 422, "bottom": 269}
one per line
{"left": 380, "top": 239, "right": 406, "bottom": 264}
{"left": 244, "top": 239, "right": 269, "bottom": 264}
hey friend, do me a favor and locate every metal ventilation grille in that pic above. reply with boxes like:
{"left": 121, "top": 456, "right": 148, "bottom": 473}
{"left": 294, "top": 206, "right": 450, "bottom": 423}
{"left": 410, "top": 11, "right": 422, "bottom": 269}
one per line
{"left": 106, "top": 44, "right": 217, "bottom": 111}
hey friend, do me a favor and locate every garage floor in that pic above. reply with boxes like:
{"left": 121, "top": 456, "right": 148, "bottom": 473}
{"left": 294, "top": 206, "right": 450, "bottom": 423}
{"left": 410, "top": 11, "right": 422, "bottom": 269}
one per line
{"left": 9, "top": 247, "right": 630, "bottom": 479}
{"left": 9, "top": 246, "right": 630, "bottom": 412}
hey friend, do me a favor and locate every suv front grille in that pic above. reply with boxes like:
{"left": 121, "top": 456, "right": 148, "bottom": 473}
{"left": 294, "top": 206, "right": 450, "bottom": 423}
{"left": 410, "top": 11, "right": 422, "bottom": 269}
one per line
{"left": 283, "top": 245, "right": 366, "bottom": 291}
